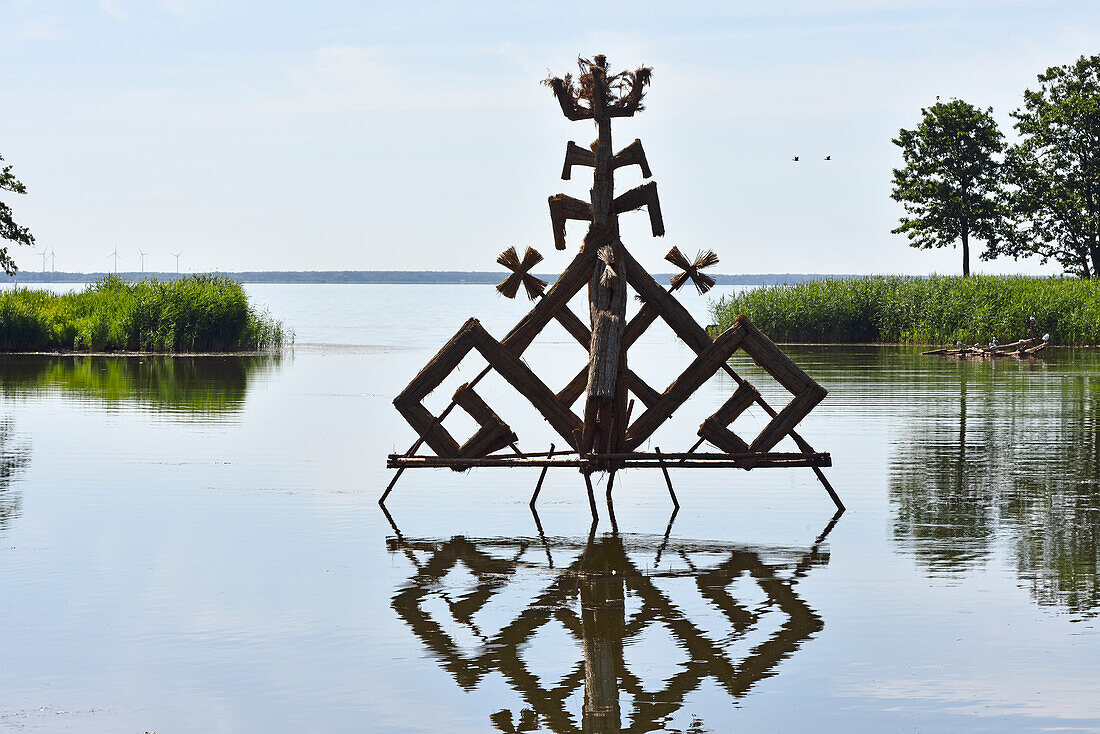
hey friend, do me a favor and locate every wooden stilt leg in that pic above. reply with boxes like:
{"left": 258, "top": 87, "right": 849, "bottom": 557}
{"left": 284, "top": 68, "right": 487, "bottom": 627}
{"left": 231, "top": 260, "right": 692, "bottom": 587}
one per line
{"left": 605, "top": 471, "right": 618, "bottom": 532}
{"left": 654, "top": 447, "right": 679, "bottom": 509}
{"left": 379, "top": 468, "right": 404, "bottom": 506}
{"left": 584, "top": 473, "right": 599, "bottom": 521}
{"left": 530, "top": 443, "right": 555, "bottom": 508}
{"left": 811, "top": 466, "right": 845, "bottom": 513}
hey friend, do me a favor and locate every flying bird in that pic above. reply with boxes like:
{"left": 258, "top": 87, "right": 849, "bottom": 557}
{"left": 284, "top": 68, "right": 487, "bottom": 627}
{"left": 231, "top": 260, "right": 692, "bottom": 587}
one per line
{"left": 792, "top": 156, "right": 799, "bottom": 161}
{"left": 824, "top": 155, "right": 831, "bottom": 161}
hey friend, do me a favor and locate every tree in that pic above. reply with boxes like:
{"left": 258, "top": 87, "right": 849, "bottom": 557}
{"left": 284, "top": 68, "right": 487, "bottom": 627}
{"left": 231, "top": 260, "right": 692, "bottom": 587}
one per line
{"left": 891, "top": 99, "right": 1005, "bottom": 276}
{"left": 0, "top": 153, "right": 35, "bottom": 276}
{"left": 986, "top": 55, "right": 1100, "bottom": 277}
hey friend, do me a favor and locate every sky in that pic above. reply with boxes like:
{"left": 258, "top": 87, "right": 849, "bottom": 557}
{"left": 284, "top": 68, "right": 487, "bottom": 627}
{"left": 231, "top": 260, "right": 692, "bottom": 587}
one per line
{"left": 2, "top": 1, "right": 1099, "bottom": 276}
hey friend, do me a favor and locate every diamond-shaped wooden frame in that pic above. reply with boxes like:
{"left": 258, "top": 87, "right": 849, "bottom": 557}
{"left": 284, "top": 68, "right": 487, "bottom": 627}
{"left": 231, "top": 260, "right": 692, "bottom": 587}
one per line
{"left": 393, "top": 318, "right": 584, "bottom": 458}
{"left": 621, "top": 252, "right": 827, "bottom": 454}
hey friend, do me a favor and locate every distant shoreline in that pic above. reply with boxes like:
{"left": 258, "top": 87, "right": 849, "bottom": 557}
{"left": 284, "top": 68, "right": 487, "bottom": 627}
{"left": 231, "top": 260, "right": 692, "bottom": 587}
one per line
{"left": 4, "top": 271, "right": 855, "bottom": 285}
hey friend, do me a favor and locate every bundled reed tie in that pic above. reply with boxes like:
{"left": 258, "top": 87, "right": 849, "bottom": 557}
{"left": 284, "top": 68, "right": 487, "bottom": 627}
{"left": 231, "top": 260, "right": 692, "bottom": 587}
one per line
{"left": 496, "top": 246, "right": 548, "bottom": 300}
{"left": 666, "top": 246, "right": 719, "bottom": 294}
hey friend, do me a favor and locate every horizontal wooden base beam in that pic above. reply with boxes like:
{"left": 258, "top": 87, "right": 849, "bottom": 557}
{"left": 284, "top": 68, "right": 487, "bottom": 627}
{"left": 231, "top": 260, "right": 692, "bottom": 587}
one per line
{"left": 387, "top": 451, "right": 831, "bottom": 470}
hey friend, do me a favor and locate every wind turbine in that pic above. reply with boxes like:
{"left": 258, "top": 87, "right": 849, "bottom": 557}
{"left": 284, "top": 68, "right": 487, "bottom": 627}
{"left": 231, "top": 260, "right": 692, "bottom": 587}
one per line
{"left": 109, "top": 246, "right": 120, "bottom": 274}
{"left": 48, "top": 248, "right": 56, "bottom": 273}
{"left": 138, "top": 248, "right": 149, "bottom": 274}
{"left": 38, "top": 248, "right": 47, "bottom": 273}
{"left": 169, "top": 250, "right": 182, "bottom": 274}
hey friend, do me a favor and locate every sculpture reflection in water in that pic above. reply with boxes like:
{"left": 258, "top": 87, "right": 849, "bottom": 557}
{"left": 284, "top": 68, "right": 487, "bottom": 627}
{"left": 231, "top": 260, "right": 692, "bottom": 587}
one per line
{"left": 387, "top": 511, "right": 837, "bottom": 733}
{"left": 0, "top": 417, "right": 30, "bottom": 533}
{"left": 891, "top": 365, "right": 1100, "bottom": 616}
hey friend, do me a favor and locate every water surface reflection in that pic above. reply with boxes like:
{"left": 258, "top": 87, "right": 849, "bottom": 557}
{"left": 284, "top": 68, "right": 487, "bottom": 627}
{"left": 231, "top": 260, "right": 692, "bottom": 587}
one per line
{"left": 0, "top": 418, "right": 29, "bottom": 533}
{"left": 889, "top": 354, "right": 1100, "bottom": 617}
{"left": 388, "top": 517, "right": 834, "bottom": 733}
{"left": 0, "top": 354, "right": 282, "bottom": 416}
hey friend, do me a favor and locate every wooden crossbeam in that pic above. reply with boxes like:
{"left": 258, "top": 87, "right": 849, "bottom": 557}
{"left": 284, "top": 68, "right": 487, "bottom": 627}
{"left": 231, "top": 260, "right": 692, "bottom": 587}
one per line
{"left": 625, "top": 369, "right": 661, "bottom": 407}
{"left": 698, "top": 382, "right": 759, "bottom": 454}
{"left": 561, "top": 141, "right": 595, "bottom": 180}
{"left": 502, "top": 245, "right": 596, "bottom": 355}
{"left": 626, "top": 322, "right": 747, "bottom": 450}
{"left": 387, "top": 452, "right": 831, "bottom": 469}
{"left": 622, "top": 247, "right": 712, "bottom": 354}
{"left": 548, "top": 194, "right": 593, "bottom": 250}
{"left": 612, "top": 139, "right": 651, "bottom": 178}
{"left": 612, "top": 181, "right": 664, "bottom": 237}
{"left": 453, "top": 384, "right": 518, "bottom": 459}
{"left": 468, "top": 323, "right": 584, "bottom": 449}
{"left": 556, "top": 367, "right": 588, "bottom": 408}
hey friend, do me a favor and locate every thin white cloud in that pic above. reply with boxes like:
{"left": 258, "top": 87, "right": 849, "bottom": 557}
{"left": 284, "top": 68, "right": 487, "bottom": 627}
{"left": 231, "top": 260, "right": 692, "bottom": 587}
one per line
{"left": 160, "top": 0, "right": 199, "bottom": 20}
{"left": 277, "top": 44, "right": 521, "bottom": 114}
{"left": 6, "top": 15, "right": 61, "bottom": 40}
{"left": 98, "top": 0, "right": 129, "bottom": 22}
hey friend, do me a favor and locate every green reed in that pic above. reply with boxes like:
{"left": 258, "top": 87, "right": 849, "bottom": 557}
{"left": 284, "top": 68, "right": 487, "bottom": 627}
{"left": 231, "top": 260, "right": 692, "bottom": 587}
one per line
{"left": 710, "top": 275, "right": 1100, "bottom": 345}
{"left": 0, "top": 275, "right": 289, "bottom": 352}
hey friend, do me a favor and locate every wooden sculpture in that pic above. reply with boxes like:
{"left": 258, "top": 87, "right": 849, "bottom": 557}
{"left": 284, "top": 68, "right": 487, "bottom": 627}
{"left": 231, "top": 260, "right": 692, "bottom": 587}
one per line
{"left": 384, "top": 55, "right": 842, "bottom": 512}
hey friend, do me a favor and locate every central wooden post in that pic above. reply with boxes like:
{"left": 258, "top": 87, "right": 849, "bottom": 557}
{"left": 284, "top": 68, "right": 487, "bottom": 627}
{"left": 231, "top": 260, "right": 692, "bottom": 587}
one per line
{"left": 582, "top": 55, "right": 629, "bottom": 464}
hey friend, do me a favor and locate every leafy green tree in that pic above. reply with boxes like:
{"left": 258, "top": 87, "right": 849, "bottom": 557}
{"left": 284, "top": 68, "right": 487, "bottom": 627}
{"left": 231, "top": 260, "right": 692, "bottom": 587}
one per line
{"left": 0, "top": 153, "right": 35, "bottom": 276}
{"left": 987, "top": 55, "right": 1100, "bottom": 277}
{"left": 891, "top": 99, "right": 1005, "bottom": 276}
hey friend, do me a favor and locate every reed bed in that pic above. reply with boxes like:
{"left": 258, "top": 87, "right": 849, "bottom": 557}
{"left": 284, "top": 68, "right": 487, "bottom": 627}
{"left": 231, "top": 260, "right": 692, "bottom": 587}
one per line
{"left": 710, "top": 275, "right": 1100, "bottom": 345}
{"left": 0, "top": 275, "right": 289, "bottom": 352}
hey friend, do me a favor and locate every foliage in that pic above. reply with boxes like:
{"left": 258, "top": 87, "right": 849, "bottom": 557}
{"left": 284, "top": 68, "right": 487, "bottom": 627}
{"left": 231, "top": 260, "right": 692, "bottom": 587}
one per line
{"left": 0, "top": 153, "right": 35, "bottom": 277}
{"left": 891, "top": 99, "right": 1005, "bottom": 276}
{"left": 0, "top": 353, "right": 280, "bottom": 413}
{"left": 0, "top": 275, "right": 289, "bottom": 352}
{"left": 710, "top": 275, "right": 1100, "bottom": 345}
{"left": 987, "top": 55, "right": 1100, "bottom": 277}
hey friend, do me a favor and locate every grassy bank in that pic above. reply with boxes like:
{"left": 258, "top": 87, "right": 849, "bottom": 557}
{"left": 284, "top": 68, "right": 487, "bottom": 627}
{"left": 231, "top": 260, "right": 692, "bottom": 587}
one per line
{"left": 711, "top": 275, "right": 1100, "bottom": 345}
{"left": 0, "top": 275, "right": 288, "bottom": 352}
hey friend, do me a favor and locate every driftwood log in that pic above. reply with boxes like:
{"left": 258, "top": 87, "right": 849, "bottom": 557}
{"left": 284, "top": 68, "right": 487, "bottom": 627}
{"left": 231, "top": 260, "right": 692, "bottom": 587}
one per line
{"left": 922, "top": 337, "right": 1050, "bottom": 359}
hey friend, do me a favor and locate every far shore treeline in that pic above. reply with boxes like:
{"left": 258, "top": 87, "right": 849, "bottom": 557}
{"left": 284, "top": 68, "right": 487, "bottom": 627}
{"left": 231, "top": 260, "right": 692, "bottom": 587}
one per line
{"left": 0, "top": 275, "right": 287, "bottom": 353}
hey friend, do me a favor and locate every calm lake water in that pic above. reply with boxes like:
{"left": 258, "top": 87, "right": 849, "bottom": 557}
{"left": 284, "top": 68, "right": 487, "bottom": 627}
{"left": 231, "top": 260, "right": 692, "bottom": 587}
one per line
{"left": 1, "top": 284, "right": 1099, "bottom": 733}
